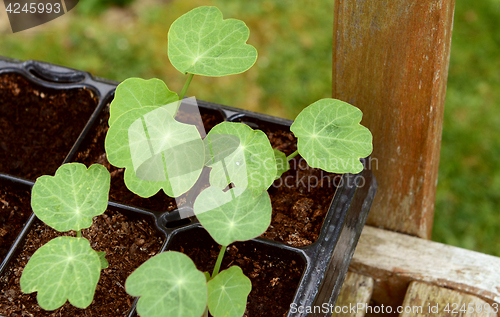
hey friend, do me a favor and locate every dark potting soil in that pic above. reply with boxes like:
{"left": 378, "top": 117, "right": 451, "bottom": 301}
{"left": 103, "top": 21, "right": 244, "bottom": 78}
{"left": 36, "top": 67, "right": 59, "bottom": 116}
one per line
{"left": 169, "top": 227, "right": 305, "bottom": 317}
{"left": 0, "top": 209, "right": 163, "bottom": 316}
{"left": 74, "top": 103, "right": 224, "bottom": 212}
{"left": 0, "top": 73, "right": 97, "bottom": 180}
{"left": 0, "top": 186, "right": 31, "bottom": 262}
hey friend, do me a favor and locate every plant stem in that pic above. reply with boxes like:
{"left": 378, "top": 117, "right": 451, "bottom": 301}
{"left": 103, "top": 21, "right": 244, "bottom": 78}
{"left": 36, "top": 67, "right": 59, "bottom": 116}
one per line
{"left": 76, "top": 230, "right": 81, "bottom": 238}
{"left": 212, "top": 245, "right": 227, "bottom": 278}
{"left": 179, "top": 73, "right": 194, "bottom": 101}
{"left": 287, "top": 150, "right": 299, "bottom": 161}
{"left": 203, "top": 307, "right": 209, "bottom": 317}
{"left": 174, "top": 73, "right": 195, "bottom": 116}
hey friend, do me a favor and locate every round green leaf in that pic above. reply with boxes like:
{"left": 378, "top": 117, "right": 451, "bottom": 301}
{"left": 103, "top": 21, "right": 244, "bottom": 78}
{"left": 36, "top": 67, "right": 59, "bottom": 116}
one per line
{"left": 105, "top": 106, "right": 205, "bottom": 198}
{"left": 168, "top": 6, "right": 258, "bottom": 77}
{"left": 20, "top": 237, "right": 102, "bottom": 310}
{"left": 290, "top": 99, "right": 373, "bottom": 174}
{"left": 207, "top": 266, "right": 251, "bottom": 317}
{"left": 126, "top": 251, "right": 207, "bottom": 317}
{"left": 31, "top": 163, "right": 110, "bottom": 232}
{"left": 205, "top": 122, "right": 276, "bottom": 193}
{"left": 109, "top": 78, "right": 179, "bottom": 127}
{"left": 194, "top": 186, "right": 272, "bottom": 246}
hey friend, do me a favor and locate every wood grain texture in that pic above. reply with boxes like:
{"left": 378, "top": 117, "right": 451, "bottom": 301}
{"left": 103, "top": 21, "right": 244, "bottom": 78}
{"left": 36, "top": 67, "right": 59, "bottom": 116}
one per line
{"left": 400, "top": 281, "right": 497, "bottom": 317}
{"left": 332, "top": 0, "right": 455, "bottom": 238}
{"left": 349, "top": 226, "right": 500, "bottom": 316}
{"left": 332, "top": 272, "right": 374, "bottom": 317}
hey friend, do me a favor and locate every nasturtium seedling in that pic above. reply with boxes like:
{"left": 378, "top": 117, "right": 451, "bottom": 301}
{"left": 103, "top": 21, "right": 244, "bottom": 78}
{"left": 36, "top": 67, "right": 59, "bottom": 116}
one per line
{"left": 20, "top": 237, "right": 102, "bottom": 310}
{"left": 290, "top": 98, "right": 373, "bottom": 174}
{"left": 31, "top": 163, "right": 110, "bottom": 232}
{"left": 168, "top": 6, "right": 257, "bottom": 77}
{"left": 22, "top": 163, "right": 111, "bottom": 310}
{"left": 194, "top": 186, "right": 272, "bottom": 246}
{"left": 126, "top": 252, "right": 208, "bottom": 317}
{"left": 207, "top": 266, "right": 251, "bottom": 317}
{"left": 204, "top": 122, "right": 276, "bottom": 193}
{"left": 113, "top": 7, "right": 264, "bottom": 317}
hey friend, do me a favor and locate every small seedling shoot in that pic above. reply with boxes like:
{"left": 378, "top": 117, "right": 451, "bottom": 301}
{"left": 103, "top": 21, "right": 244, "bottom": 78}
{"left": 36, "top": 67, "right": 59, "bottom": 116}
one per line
{"left": 20, "top": 163, "right": 110, "bottom": 310}
{"left": 107, "top": 5, "right": 372, "bottom": 317}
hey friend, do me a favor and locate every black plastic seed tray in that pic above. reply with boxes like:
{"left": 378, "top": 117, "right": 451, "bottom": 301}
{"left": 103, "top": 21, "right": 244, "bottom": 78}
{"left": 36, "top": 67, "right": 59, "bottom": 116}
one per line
{"left": 0, "top": 57, "right": 376, "bottom": 317}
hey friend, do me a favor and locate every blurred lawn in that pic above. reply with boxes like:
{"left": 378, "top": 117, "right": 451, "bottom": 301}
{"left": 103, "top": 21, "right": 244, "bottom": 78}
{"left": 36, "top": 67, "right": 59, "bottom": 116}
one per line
{"left": 0, "top": 0, "right": 499, "bottom": 255}
{"left": 433, "top": 0, "right": 500, "bottom": 256}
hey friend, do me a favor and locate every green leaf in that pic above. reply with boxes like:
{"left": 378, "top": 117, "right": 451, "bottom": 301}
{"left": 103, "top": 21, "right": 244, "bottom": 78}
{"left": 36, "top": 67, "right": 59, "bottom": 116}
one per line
{"left": 168, "top": 6, "right": 257, "bottom": 77}
{"left": 194, "top": 186, "right": 272, "bottom": 246}
{"left": 207, "top": 266, "right": 251, "bottom": 317}
{"left": 205, "top": 122, "right": 276, "bottom": 193}
{"left": 109, "top": 78, "right": 179, "bottom": 127}
{"left": 126, "top": 251, "right": 207, "bottom": 317}
{"left": 273, "top": 149, "right": 290, "bottom": 180}
{"left": 20, "top": 236, "right": 102, "bottom": 310}
{"left": 97, "top": 251, "right": 108, "bottom": 269}
{"left": 31, "top": 163, "right": 110, "bottom": 232}
{"left": 105, "top": 105, "right": 205, "bottom": 198}
{"left": 290, "top": 99, "right": 373, "bottom": 174}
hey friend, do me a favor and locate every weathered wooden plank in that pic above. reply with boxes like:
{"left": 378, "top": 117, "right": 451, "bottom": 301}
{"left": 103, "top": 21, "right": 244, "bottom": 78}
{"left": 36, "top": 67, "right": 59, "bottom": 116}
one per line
{"left": 400, "top": 281, "right": 497, "bottom": 317}
{"left": 332, "top": 0, "right": 455, "bottom": 238}
{"left": 349, "top": 226, "right": 500, "bottom": 315}
{"left": 332, "top": 272, "right": 374, "bottom": 317}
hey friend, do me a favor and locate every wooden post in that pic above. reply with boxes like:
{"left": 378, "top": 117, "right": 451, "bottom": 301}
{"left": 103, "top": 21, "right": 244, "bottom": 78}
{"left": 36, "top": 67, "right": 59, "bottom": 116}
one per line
{"left": 332, "top": 0, "right": 455, "bottom": 238}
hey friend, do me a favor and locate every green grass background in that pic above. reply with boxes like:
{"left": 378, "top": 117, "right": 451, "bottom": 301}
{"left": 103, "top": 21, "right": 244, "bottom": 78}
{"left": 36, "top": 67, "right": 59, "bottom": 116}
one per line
{"left": 1, "top": 0, "right": 499, "bottom": 256}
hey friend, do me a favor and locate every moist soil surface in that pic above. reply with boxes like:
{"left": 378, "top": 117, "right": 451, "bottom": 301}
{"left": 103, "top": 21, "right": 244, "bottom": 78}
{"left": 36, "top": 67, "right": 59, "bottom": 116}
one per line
{"left": 0, "top": 209, "right": 163, "bottom": 316}
{"left": 169, "top": 228, "right": 305, "bottom": 317}
{"left": 0, "top": 185, "right": 32, "bottom": 262}
{"left": 0, "top": 73, "right": 97, "bottom": 180}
